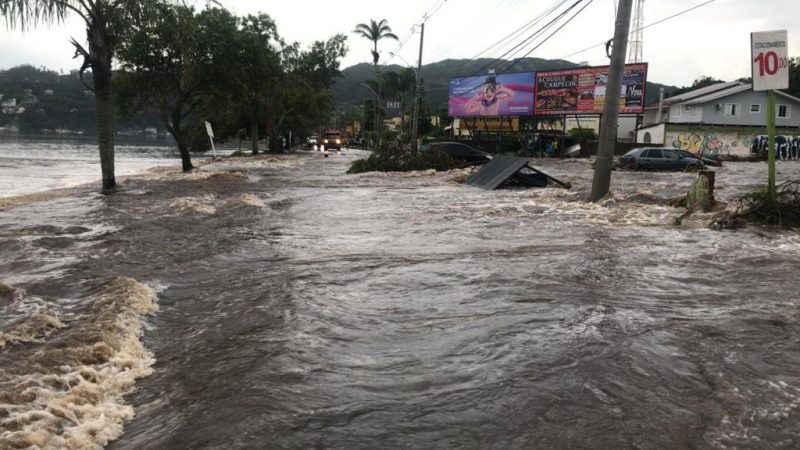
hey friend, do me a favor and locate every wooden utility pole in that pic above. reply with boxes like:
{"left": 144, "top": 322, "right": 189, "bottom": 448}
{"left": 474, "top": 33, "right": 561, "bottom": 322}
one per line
{"left": 411, "top": 22, "right": 425, "bottom": 153}
{"left": 590, "top": 0, "right": 634, "bottom": 202}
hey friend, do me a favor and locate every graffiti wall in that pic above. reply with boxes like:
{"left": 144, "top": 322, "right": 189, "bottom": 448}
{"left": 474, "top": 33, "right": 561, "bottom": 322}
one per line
{"left": 750, "top": 135, "right": 800, "bottom": 160}
{"left": 665, "top": 129, "right": 800, "bottom": 158}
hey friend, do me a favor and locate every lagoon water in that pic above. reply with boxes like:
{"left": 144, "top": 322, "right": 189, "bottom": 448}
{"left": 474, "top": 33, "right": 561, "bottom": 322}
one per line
{"left": 1, "top": 144, "right": 800, "bottom": 449}
{"left": 0, "top": 134, "right": 189, "bottom": 197}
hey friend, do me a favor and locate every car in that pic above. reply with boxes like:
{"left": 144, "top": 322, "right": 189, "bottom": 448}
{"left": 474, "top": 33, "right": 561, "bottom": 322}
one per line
{"left": 617, "top": 147, "right": 705, "bottom": 171}
{"left": 421, "top": 142, "right": 492, "bottom": 164}
{"left": 306, "top": 135, "right": 319, "bottom": 149}
{"left": 672, "top": 149, "right": 722, "bottom": 167}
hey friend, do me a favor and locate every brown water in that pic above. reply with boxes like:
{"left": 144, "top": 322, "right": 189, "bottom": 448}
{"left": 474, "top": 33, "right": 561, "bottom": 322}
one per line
{"left": 1, "top": 151, "right": 799, "bottom": 449}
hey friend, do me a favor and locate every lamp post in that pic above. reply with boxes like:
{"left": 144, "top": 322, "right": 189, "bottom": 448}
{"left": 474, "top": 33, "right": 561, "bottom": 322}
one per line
{"left": 361, "top": 83, "right": 379, "bottom": 150}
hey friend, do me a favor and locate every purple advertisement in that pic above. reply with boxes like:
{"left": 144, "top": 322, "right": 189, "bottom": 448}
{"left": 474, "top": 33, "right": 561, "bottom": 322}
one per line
{"left": 448, "top": 72, "right": 535, "bottom": 117}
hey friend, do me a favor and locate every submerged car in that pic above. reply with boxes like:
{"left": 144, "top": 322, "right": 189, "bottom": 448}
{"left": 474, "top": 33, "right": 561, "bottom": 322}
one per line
{"left": 421, "top": 142, "right": 492, "bottom": 164}
{"left": 617, "top": 147, "right": 706, "bottom": 171}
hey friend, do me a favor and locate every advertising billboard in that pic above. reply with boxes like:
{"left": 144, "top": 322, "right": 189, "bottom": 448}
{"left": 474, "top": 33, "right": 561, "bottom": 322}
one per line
{"left": 534, "top": 63, "right": 648, "bottom": 115}
{"left": 448, "top": 72, "right": 535, "bottom": 117}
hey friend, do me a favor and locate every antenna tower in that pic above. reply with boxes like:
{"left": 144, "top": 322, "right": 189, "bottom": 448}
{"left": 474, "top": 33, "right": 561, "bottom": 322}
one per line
{"left": 627, "top": 0, "right": 644, "bottom": 63}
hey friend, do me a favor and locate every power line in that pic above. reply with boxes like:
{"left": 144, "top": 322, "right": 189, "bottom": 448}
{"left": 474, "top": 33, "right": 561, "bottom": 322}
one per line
{"left": 472, "top": 0, "right": 569, "bottom": 60}
{"left": 499, "top": 0, "right": 594, "bottom": 73}
{"left": 559, "top": 0, "right": 716, "bottom": 60}
{"left": 477, "top": 0, "right": 586, "bottom": 74}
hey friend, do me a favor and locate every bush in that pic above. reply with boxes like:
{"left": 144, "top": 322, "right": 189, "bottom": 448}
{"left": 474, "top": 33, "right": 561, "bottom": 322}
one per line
{"left": 737, "top": 180, "right": 800, "bottom": 227}
{"left": 568, "top": 128, "right": 598, "bottom": 141}
{"left": 347, "top": 145, "right": 460, "bottom": 174}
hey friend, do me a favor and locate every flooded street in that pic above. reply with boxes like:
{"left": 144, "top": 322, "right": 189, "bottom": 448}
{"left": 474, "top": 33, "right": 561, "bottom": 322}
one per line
{"left": 2, "top": 150, "right": 800, "bottom": 448}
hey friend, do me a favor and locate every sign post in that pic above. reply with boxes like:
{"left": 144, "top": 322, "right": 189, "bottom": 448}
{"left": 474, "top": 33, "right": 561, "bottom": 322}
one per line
{"left": 204, "top": 120, "right": 216, "bottom": 157}
{"left": 751, "top": 30, "right": 789, "bottom": 203}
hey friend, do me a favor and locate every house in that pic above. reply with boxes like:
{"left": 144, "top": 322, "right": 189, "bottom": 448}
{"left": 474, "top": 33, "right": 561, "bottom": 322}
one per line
{"left": 637, "top": 82, "right": 800, "bottom": 158}
{"left": 1, "top": 97, "right": 19, "bottom": 114}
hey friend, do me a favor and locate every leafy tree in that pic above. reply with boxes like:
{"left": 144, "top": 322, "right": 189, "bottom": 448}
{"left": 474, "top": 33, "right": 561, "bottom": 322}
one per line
{"left": 382, "top": 68, "right": 415, "bottom": 137}
{"left": 671, "top": 76, "right": 725, "bottom": 97}
{"left": 116, "top": 5, "right": 240, "bottom": 170}
{"left": 788, "top": 57, "right": 800, "bottom": 99}
{"left": 1, "top": 0, "right": 160, "bottom": 190}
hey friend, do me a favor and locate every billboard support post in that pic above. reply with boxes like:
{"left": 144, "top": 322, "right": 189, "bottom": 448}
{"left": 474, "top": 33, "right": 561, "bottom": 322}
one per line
{"left": 591, "top": 0, "right": 633, "bottom": 202}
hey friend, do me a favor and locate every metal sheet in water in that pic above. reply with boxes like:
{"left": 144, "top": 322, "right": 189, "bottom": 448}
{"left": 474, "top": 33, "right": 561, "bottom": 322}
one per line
{"left": 465, "top": 155, "right": 531, "bottom": 190}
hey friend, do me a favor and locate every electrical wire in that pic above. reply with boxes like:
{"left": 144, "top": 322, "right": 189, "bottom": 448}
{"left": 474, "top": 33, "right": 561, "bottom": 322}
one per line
{"left": 472, "top": 0, "right": 569, "bottom": 60}
{"left": 559, "top": 0, "right": 716, "bottom": 60}
{"left": 499, "top": 0, "right": 594, "bottom": 73}
{"left": 476, "top": 0, "right": 586, "bottom": 74}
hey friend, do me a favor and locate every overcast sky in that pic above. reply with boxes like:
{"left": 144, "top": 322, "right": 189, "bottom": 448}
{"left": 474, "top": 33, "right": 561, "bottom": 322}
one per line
{"left": 0, "top": 0, "right": 798, "bottom": 87}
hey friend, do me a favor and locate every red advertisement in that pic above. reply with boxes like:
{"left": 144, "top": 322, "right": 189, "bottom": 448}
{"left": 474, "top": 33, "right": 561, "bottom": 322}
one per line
{"left": 534, "top": 63, "right": 648, "bottom": 115}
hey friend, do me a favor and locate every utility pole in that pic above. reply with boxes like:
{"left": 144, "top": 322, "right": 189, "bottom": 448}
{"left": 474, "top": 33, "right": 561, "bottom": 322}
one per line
{"left": 590, "top": 0, "right": 634, "bottom": 202}
{"left": 410, "top": 22, "right": 425, "bottom": 153}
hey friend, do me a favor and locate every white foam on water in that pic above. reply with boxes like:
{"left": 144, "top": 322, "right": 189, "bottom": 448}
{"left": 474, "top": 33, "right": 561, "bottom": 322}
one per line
{"left": 0, "top": 277, "right": 158, "bottom": 450}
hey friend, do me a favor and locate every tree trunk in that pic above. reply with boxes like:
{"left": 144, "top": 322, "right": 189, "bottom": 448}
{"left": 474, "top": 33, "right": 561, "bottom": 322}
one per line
{"left": 166, "top": 113, "right": 194, "bottom": 172}
{"left": 400, "top": 98, "right": 406, "bottom": 136}
{"left": 90, "top": 44, "right": 115, "bottom": 190}
{"left": 251, "top": 100, "right": 260, "bottom": 155}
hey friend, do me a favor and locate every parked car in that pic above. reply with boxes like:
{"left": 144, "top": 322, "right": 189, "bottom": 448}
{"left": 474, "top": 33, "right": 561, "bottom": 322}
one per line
{"left": 617, "top": 147, "right": 706, "bottom": 171}
{"left": 421, "top": 142, "right": 492, "bottom": 164}
{"left": 672, "top": 149, "right": 722, "bottom": 167}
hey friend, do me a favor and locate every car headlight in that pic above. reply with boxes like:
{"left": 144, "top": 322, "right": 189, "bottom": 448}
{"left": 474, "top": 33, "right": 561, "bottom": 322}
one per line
{"left": 323, "top": 139, "right": 328, "bottom": 144}
{"left": 336, "top": 139, "right": 341, "bottom": 144}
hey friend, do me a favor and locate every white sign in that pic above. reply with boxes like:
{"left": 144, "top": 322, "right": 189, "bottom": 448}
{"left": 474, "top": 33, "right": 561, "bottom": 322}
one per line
{"left": 751, "top": 30, "right": 789, "bottom": 91}
{"left": 204, "top": 120, "right": 214, "bottom": 138}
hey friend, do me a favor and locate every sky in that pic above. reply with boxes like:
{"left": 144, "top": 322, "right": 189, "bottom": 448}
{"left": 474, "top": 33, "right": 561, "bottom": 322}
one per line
{"left": 0, "top": 0, "right": 798, "bottom": 88}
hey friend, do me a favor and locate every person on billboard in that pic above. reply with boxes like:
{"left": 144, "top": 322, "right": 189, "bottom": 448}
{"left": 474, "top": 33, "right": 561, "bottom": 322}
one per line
{"left": 463, "top": 72, "right": 515, "bottom": 116}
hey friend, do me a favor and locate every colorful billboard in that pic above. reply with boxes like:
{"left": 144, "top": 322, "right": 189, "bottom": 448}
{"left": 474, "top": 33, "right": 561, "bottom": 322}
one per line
{"left": 534, "top": 63, "right": 648, "bottom": 115}
{"left": 449, "top": 72, "right": 535, "bottom": 117}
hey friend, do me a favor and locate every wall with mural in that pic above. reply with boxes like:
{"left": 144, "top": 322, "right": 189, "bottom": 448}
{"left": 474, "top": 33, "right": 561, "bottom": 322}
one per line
{"left": 750, "top": 135, "right": 800, "bottom": 160}
{"left": 665, "top": 129, "right": 800, "bottom": 158}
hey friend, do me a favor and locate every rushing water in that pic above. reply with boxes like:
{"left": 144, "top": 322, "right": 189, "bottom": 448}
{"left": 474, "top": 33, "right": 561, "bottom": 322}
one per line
{"left": 1, "top": 148, "right": 800, "bottom": 449}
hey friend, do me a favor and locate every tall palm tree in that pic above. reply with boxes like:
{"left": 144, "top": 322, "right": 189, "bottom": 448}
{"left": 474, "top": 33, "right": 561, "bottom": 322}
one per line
{"left": 1, "top": 1, "right": 159, "bottom": 190}
{"left": 352, "top": 19, "right": 398, "bottom": 67}
{"left": 353, "top": 19, "right": 398, "bottom": 147}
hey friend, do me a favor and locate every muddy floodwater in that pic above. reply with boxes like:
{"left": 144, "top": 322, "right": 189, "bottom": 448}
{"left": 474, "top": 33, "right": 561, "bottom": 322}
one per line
{"left": 1, "top": 150, "right": 800, "bottom": 449}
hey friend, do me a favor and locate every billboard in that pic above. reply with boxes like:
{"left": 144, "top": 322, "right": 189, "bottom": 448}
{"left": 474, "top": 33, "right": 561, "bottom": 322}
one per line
{"left": 449, "top": 72, "right": 535, "bottom": 117}
{"left": 534, "top": 63, "right": 648, "bottom": 115}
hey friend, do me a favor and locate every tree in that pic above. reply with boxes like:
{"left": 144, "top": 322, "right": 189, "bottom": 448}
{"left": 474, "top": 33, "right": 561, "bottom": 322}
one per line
{"left": 116, "top": 5, "right": 239, "bottom": 170}
{"left": 788, "top": 57, "right": 800, "bottom": 99}
{"left": 1, "top": 0, "right": 159, "bottom": 190}
{"left": 352, "top": 19, "right": 398, "bottom": 147}
{"left": 671, "top": 76, "right": 725, "bottom": 97}
{"left": 234, "top": 13, "right": 282, "bottom": 154}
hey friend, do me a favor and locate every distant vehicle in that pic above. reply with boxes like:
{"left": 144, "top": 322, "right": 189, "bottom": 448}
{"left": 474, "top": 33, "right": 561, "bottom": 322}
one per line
{"left": 321, "top": 128, "right": 344, "bottom": 151}
{"left": 421, "top": 142, "right": 492, "bottom": 164}
{"left": 617, "top": 147, "right": 705, "bottom": 171}
{"left": 306, "top": 135, "right": 319, "bottom": 149}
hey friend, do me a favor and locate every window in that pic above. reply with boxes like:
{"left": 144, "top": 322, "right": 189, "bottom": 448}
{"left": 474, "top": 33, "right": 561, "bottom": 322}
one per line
{"left": 663, "top": 150, "right": 680, "bottom": 160}
{"left": 642, "top": 149, "right": 663, "bottom": 158}
{"left": 750, "top": 104, "right": 761, "bottom": 113}
{"left": 778, "top": 105, "right": 791, "bottom": 118}
{"left": 643, "top": 132, "right": 652, "bottom": 144}
{"left": 724, "top": 103, "right": 740, "bottom": 116}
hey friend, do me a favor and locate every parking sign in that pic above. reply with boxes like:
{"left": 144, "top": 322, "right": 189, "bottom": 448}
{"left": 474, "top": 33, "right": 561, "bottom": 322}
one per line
{"left": 751, "top": 30, "right": 789, "bottom": 91}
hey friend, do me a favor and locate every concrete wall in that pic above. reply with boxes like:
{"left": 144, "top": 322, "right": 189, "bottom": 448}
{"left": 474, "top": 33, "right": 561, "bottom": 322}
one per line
{"left": 636, "top": 123, "right": 665, "bottom": 144}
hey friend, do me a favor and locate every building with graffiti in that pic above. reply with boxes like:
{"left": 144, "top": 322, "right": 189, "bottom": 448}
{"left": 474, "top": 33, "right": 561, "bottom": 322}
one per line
{"left": 637, "top": 82, "right": 800, "bottom": 158}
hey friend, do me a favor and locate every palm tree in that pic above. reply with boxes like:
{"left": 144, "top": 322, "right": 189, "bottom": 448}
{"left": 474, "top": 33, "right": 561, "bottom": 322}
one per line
{"left": 353, "top": 19, "right": 398, "bottom": 148}
{"left": 1, "top": 1, "right": 159, "bottom": 190}
{"left": 352, "top": 19, "right": 398, "bottom": 67}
